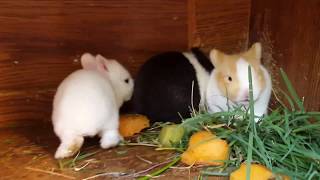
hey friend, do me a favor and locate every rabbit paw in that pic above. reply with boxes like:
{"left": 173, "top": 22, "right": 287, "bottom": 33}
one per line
{"left": 54, "top": 135, "right": 84, "bottom": 159}
{"left": 100, "top": 130, "right": 122, "bottom": 149}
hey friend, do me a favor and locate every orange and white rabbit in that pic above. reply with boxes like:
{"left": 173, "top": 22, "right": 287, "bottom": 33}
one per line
{"left": 206, "top": 43, "right": 272, "bottom": 121}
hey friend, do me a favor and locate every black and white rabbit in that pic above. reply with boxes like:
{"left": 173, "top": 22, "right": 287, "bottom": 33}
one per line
{"left": 131, "top": 48, "right": 213, "bottom": 124}
{"left": 130, "top": 43, "right": 272, "bottom": 124}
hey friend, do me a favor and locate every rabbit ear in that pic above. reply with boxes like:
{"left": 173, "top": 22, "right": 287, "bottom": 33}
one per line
{"left": 81, "top": 53, "right": 108, "bottom": 72}
{"left": 95, "top": 54, "right": 109, "bottom": 72}
{"left": 243, "top": 42, "right": 262, "bottom": 65}
{"left": 209, "top": 49, "right": 223, "bottom": 67}
{"left": 81, "top": 53, "right": 98, "bottom": 70}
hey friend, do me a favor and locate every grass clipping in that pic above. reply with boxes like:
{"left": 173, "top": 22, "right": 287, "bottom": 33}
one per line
{"left": 133, "top": 68, "right": 320, "bottom": 179}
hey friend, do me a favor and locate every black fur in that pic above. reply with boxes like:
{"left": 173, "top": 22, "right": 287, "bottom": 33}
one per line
{"left": 191, "top": 48, "right": 214, "bottom": 72}
{"left": 121, "top": 49, "right": 213, "bottom": 124}
{"left": 132, "top": 52, "right": 200, "bottom": 123}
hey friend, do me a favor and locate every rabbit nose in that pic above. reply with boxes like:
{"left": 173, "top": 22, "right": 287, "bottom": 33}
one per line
{"left": 243, "top": 91, "right": 249, "bottom": 101}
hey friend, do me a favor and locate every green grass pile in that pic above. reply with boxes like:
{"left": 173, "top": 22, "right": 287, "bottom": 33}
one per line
{"left": 135, "top": 68, "right": 320, "bottom": 179}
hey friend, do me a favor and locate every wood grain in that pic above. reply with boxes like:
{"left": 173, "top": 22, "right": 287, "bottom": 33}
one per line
{"left": 0, "top": 0, "right": 255, "bottom": 126}
{"left": 0, "top": 0, "right": 188, "bottom": 125}
{"left": 0, "top": 89, "right": 54, "bottom": 125}
{"left": 0, "top": 0, "right": 188, "bottom": 90}
{"left": 188, "top": 0, "right": 251, "bottom": 53}
{"left": 250, "top": 0, "right": 320, "bottom": 111}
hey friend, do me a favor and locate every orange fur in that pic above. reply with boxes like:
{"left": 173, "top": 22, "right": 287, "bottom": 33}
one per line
{"left": 210, "top": 43, "right": 266, "bottom": 101}
{"left": 242, "top": 43, "right": 266, "bottom": 91}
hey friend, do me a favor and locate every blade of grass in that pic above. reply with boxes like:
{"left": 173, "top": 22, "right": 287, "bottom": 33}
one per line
{"left": 137, "top": 157, "right": 181, "bottom": 180}
{"left": 59, "top": 150, "right": 99, "bottom": 169}
{"left": 201, "top": 171, "right": 229, "bottom": 176}
{"left": 246, "top": 132, "right": 253, "bottom": 180}
{"left": 280, "top": 68, "right": 305, "bottom": 112}
{"left": 305, "top": 163, "right": 314, "bottom": 178}
{"left": 279, "top": 89, "right": 295, "bottom": 111}
{"left": 284, "top": 109, "right": 291, "bottom": 139}
{"left": 293, "top": 123, "right": 320, "bottom": 133}
{"left": 246, "top": 66, "right": 255, "bottom": 180}
{"left": 307, "top": 171, "right": 319, "bottom": 180}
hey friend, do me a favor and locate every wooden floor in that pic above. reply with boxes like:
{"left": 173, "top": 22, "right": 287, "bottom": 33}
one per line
{"left": 0, "top": 123, "right": 226, "bottom": 180}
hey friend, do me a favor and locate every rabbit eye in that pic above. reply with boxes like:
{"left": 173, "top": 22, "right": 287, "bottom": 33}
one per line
{"left": 225, "top": 76, "right": 232, "bottom": 82}
{"left": 124, "top": 78, "right": 129, "bottom": 83}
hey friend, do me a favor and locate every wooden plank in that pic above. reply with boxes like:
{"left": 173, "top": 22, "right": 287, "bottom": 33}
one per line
{"left": 188, "top": 0, "right": 251, "bottom": 53}
{"left": 0, "top": 0, "right": 253, "bottom": 126}
{"left": 0, "top": 89, "right": 54, "bottom": 125}
{"left": 249, "top": 0, "right": 320, "bottom": 111}
{"left": 0, "top": 0, "right": 188, "bottom": 90}
{"left": 0, "top": 0, "right": 188, "bottom": 125}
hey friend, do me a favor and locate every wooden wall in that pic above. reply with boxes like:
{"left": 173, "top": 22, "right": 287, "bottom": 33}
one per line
{"left": 0, "top": 0, "right": 251, "bottom": 127}
{"left": 249, "top": 0, "right": 320, "bottom": 111}
{"left": 7, "top": 0, "right": 320, "bottom": 125}
{"left": 189, "top": 0, "right": 251, "bottom": 53}
{"left": 0, "top": 0, "right": 188, "bottom": 126}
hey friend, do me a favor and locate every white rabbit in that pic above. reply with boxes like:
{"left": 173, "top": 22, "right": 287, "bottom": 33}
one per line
{"left": 206, "top": 43, "right": 272, "bottom": 121}
{"left": 52, "top": 53, "right": 134, "bottom": 159}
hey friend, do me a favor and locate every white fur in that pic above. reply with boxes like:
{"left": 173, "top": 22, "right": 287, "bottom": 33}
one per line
{"left": 206, "top": 71, "right": 233, "bottom": 112}
{"left": 183, "top": 52, "right": 210, "bottom": 108}
{"left": 254, "top": 66, "right": 272, "bottom": 117}
{"left": 206, "top": 58, "right": 272, "bottom": 122}
{"left": 52, "top": 53, "right": 133, "bottom": 159}
{"left": 236, "top": 58, "right": 261, "bottom": 102}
